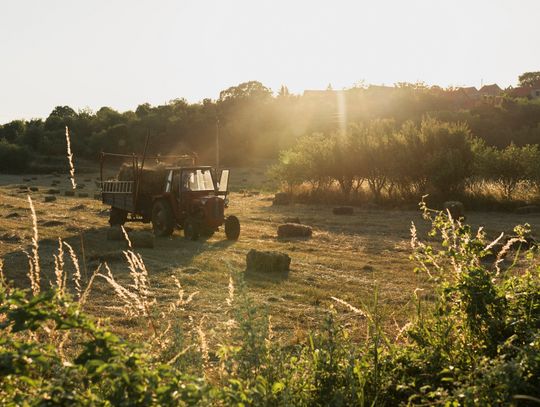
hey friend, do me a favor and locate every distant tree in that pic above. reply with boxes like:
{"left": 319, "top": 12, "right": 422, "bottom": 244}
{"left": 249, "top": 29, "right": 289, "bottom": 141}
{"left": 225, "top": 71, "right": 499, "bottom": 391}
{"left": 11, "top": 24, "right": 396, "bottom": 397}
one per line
{"left": 0, "top": 120, "right": 25, "bottom": 143}
{"left": 219, "top": 81, "right": 272, "bottom": 101}
{"left": 518, "top": 71, "right": 540, "bottom": 87}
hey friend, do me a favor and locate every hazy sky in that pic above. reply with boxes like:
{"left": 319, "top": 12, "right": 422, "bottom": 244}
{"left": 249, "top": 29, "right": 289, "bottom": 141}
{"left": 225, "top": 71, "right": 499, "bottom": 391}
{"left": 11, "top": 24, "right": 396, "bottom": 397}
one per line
{"left": 1, "top": 0, "right": 539, "bottom": 123}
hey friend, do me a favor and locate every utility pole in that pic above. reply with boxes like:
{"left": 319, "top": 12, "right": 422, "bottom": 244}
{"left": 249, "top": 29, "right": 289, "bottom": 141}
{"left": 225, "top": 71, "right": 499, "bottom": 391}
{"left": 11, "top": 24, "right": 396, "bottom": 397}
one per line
{"left": 215, "top": 115, "right": 220, "bottom": 175}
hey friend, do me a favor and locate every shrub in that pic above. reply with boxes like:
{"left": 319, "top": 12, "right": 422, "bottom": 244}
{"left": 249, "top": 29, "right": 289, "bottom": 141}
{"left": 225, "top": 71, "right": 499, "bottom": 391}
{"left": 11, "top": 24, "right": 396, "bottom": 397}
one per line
{"left": 0, "top": 140, "right": 31, "bottom": 172}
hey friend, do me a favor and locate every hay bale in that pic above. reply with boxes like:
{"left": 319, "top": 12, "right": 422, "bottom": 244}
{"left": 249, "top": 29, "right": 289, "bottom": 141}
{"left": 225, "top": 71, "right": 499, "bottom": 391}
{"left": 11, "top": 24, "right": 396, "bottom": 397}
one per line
{"left": 64, "top": 190, "right": 75, "bottom": 197}
{"left": 29, "top": 186, "right": 39, "bottom": 192}
{"left": 107, "top": 226, "right": 124, "bottom": 241}
{"left": 117, "top": 163, "right": 167, "bottom": 195}
{"left": 44, "top": 195, "right": 57, "bottom": 203}
{"left": 78, "top": 192, "right": 89, "bottom": 198}
{"left": 443, "top": 201, "right": 465, "bottom": 220}
{"left": 277, "top": 223, "right": 312, "bottom": 238}
{"left": 0, "top": 233, "right": 21, "bottom": 243}
{"left": 272, "top": 192, "right": 291, "bottom": 206}
{"left": 333, "top": 206, "right": 354, "bottom": 215}
{"left": 130, "top": 231, "right": 154, "bottom": 248}
{"left": 246, "top": 249, "right": 291, "bottom": 275}
{"left": 48, "top": 188, "right": 60, "bottom": 194}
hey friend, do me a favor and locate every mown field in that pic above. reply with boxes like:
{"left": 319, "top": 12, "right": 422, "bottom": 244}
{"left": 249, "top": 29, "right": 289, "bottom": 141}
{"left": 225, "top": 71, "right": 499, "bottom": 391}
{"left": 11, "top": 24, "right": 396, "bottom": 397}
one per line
{"left": 1, "top": 169, "right": 539, "bottom": 346}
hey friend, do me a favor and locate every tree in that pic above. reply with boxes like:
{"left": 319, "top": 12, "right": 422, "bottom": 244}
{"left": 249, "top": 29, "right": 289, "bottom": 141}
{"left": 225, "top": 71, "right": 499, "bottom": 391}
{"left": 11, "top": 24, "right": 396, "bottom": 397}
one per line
{"left": 518, "top": 71, "right": 540, "bottom": 87}
{"left": 219, "top": 81, "right": 272, "bottom": 102}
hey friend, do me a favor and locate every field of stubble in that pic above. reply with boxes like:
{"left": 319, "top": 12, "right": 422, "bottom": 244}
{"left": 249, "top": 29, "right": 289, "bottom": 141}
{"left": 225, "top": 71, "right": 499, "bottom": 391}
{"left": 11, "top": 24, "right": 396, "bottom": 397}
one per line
{"left": 1, "top": 169, "right": 539, "bottom": 346}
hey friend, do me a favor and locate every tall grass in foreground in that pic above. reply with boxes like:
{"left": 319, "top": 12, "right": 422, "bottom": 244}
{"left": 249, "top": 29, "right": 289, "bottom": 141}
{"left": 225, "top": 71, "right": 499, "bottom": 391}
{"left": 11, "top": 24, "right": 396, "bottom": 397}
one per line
{"left": 65, "top": 125, "right": 77, "bottom": 189}
{"left": 0, "top": 201, "right": 538, "bottom": 405}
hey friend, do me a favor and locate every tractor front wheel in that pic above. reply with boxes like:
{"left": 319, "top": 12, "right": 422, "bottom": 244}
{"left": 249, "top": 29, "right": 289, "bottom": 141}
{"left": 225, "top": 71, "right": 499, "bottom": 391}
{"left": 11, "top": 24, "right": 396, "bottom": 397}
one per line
{"left": 224, "top": 215, "right": 240, "bottom": 240}
{"left": 184, "top": 217, "right": 200, "bottom": 241}
{"left": 151, "top": 200, "right": 174, "bottom": 237}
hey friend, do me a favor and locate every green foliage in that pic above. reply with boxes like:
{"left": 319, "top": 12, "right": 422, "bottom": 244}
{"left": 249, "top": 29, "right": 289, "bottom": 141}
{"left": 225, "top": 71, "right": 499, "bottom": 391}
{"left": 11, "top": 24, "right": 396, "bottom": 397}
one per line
{"left": 4, "top": 79, "right": 540, "bottom": 172}
{"left": 474, "top": 142, "right": 540, "bottom": 200}
{"left": 518, "top": 71, "right": 540, "bottom": 87}
{"left": 0, "top": 140, "right": 30, "bottom": 172}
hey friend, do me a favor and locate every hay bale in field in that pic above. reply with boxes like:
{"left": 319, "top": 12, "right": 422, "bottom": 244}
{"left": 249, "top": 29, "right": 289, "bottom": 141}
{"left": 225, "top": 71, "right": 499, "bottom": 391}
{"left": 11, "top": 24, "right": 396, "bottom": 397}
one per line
{"left": 0, "top": 233, "right": 21, "bottom": 243}
{"left": 47, "top": 188, "right": 60, "bottom": 194}
{"left": 283, "top": 217, "right": 301, "bottom": 224}
{"left": 246, "top": 249, "right": 291, "bottom": 275}
{"left": 333, "top": 206, "right": 354, "bottom": 215}
{"left": 277, "top": 223, "right": 312, "bottom": 239}
{"left": 515, "top": 205, "right": 540, "bottom": 214}
{"left": 130, "top": 231, "right": 154, "bottom": 248}
{"left": 64, "top": 190, "right": 75, "bottom": 197}
{"left": 41, "top": 220, "right": 64, "bottom": 227}
{"left": 443, "top": 201, "right": 465, "bottom": 220}
{"left": 78, "top": 192, "right": 89, "bottom": 198}
{"left": 272, "top": 192, "right": 291, "bottom": 206}
{"left": 44, "top": 195, "right": 57, "bottom": 203}
{"left": 29, "top": 186, "right": 39, "bottom": 192}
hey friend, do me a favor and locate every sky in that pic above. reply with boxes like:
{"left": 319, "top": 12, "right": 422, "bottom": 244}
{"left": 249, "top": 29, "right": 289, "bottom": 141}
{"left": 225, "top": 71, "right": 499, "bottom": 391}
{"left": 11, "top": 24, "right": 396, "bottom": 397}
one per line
{"left": 1, "top": 0, "right": 539, "bottom": 123}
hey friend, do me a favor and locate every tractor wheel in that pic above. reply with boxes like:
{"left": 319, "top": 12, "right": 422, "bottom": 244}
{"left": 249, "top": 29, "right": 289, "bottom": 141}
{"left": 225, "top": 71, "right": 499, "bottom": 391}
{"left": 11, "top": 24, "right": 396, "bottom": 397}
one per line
{"left": 184, "top": 217, "right": 200, "bottom": 241}
{"left": 109, "top": 207, "right": 128, "bottom": 226}
{"left": 224, "top": 215, "right": 240, "bottom": 240}
{"left": 151, "top": 200, "right": 174, "bottom": 237}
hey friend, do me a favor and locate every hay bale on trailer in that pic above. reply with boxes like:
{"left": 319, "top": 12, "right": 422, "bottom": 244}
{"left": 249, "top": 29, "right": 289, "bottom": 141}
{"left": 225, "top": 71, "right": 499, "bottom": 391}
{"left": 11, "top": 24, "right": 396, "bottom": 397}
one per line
{"left": 443, "top": 201, "right": 465, "bottom": 221}
{"left": 117, "top": 163, "right": 168, "bottom": 195}
{"left": 246, "top": 249, "right": 291, "bottom": 275}
{"left": 277, "top": 223, "right": 312, "bottom": 238}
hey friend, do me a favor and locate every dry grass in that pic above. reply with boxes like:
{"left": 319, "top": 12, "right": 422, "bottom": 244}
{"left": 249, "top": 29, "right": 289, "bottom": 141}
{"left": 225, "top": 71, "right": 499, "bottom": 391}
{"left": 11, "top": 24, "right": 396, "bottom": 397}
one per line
{"left": 1, "top": 169, "right": 540, "bottom": 348}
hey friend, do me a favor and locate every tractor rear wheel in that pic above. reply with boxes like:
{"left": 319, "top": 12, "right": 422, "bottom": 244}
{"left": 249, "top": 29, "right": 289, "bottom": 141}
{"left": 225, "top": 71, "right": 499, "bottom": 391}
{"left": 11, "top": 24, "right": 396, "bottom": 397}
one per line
{"left": 224, "top": 215, "right": 240, "bottom": 240}
{"left": 109, "top": 207, "right": 128, "bottom": 226}
{"left": 151, "top": 200, "right": 174, "bottom": 237}
{"left": 184, "top": 217, "right": 200, "bottom": 241}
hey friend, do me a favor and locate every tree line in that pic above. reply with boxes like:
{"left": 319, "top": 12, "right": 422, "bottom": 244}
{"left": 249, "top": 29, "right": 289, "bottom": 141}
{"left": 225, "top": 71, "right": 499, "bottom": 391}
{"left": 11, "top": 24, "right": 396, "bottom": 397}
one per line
{"left": 271, "top": 117, "right": 540, "bottom": 205}
{"left": 1, "top": 75, "right": 540, "bottom": 173}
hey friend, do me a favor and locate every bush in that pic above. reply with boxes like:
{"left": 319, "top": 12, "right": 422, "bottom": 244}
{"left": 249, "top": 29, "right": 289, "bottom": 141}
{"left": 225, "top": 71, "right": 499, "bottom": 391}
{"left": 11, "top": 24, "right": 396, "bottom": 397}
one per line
{"left": 0, "top": 140, "right": 31, "bottom": 172}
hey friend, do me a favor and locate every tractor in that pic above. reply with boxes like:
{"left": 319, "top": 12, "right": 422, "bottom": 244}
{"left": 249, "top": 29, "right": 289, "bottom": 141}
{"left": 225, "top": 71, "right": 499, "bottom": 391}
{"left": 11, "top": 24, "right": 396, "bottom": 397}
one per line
{"left": 100, "top": 152, "right": 240, "bottom": 241}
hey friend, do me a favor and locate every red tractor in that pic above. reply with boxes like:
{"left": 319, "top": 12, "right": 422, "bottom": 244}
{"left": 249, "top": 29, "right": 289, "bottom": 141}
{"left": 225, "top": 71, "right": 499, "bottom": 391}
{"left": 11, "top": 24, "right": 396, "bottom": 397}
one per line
{"left": 100, "top": 152, "right": 240, "bottom": 241}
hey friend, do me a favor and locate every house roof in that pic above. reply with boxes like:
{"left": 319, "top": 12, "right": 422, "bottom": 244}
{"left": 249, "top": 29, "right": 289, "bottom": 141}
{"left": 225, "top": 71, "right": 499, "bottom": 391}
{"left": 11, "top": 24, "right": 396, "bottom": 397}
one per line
{"left": 479, "top": 84, "right": 502, "bottom": 95}
{"left": 508, "top": 87, "right": 531, "bottom": 98}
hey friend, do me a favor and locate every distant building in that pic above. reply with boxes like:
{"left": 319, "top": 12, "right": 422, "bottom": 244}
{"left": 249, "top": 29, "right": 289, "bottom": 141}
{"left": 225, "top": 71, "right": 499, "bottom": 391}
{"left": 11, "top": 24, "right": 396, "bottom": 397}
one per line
{"left": 478, "top": 84, "right": 503, "bottom": 97}
{"left": 508, "top": 82, "right": 540, "bottom": 99}
{"left": 461, "top": 86, "right": 480, "bottom": 99}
